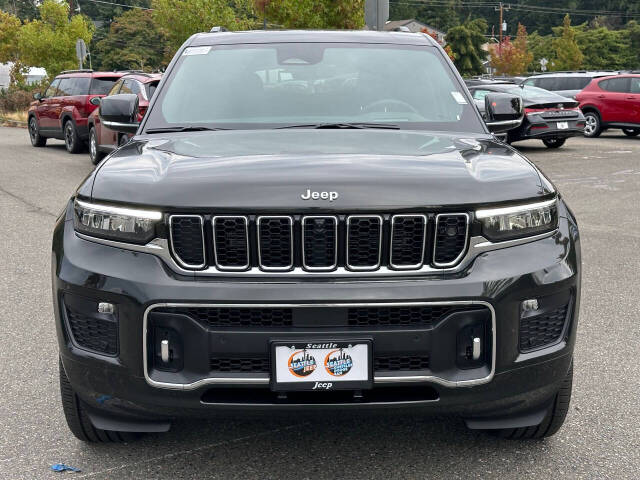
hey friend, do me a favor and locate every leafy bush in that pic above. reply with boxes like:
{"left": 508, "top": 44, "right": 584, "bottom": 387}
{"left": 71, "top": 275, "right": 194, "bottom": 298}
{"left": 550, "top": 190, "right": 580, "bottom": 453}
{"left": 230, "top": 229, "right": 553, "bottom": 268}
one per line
{"left": 0, "top": 87, "right": 34, "bottom": 113}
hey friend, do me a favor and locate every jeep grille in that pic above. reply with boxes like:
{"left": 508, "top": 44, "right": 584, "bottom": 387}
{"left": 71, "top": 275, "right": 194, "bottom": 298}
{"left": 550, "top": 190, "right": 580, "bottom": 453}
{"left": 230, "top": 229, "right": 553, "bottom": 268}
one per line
{"left": 168, "top": 213, "right": 469, "bottom": 273}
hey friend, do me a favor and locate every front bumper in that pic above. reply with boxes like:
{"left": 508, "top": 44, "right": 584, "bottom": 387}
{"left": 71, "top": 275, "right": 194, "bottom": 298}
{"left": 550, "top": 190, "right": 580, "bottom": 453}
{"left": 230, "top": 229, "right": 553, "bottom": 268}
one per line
{"left": 53, "top": 200, "right": 581, "bottom": 423}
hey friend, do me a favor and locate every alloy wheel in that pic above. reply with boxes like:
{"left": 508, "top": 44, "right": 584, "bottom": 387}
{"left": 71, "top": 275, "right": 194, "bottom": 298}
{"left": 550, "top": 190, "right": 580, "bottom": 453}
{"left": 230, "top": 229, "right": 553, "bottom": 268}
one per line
{"left": 65, "top": 123, "right": 75, "bottom": 150}
{"left": 89, "top": 130, "right": 97, "bottom": 160}
{"left": 584, "top": 114, "right": 598, "bottom": 137}
{"left": 29, "top": 118, "right": 37, "bottom": 142}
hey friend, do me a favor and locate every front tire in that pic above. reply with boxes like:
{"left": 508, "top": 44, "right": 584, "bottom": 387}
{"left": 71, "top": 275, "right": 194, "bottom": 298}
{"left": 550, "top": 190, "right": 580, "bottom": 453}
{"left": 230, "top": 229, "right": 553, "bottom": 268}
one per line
{"left": 493, "top": 361, "right": 573, "bottom": 439}
{"left": 64, "top": 120, "right": 83, "bottom": 154}
{"left": 89, "top": 127, "right": 105, "bottom": 165}
{"left": 622, "top": 128, "right": 640, "bottom": 137}
{"left": 28, "top": 116, "right": 47, "bottom": 147}
{"left": 59, "top": 358, "right": 141, "bottom": 443}
{"left": 583, "top": 111, "right": 601, "bottom": 138}
{"left": 542, "top": 137, "right": 566, "bottom": 149}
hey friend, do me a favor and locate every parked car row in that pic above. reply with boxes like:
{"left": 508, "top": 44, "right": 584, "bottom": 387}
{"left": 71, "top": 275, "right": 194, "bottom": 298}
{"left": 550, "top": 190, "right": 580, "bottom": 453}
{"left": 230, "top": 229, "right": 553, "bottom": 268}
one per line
{"left": 27, "top": 69, "right": 161, "bottom": 163}
{"left": 466, "top": 71, "right": 640, "bottom": 147}
{"left": 88, "top": 72, "right": 162, "bottom": 164}
{"left": 469, "top": 84, "right": 585, "bottom": 148}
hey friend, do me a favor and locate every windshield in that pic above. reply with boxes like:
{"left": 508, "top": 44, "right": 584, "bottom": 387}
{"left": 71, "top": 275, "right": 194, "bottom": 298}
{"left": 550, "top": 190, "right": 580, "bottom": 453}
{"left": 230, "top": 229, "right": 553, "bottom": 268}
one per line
{"left": 144, "top": 42, "right": 484, "bottom": 132}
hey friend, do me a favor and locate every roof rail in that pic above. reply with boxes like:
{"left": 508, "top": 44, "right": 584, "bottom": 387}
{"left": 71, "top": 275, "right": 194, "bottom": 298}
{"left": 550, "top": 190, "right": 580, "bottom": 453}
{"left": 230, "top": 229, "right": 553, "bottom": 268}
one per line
{"left": 60, "top": 69, "right": 93, "bottom": 74}
{"left": 210, "top": 26, "right": 228, "bottom": 32}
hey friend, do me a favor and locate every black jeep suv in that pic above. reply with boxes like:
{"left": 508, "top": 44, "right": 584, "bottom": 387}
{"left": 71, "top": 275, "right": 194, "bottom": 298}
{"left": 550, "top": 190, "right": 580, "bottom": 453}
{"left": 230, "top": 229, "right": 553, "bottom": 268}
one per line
{"left": 53, "top": 30, "right": 580, "bottom": 442}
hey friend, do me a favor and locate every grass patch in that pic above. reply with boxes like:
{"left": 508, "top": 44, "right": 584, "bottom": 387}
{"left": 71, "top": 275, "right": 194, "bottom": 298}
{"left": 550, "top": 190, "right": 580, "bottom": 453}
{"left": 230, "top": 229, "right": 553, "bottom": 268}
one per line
{"left": 0, "top": 110, "right": 28, "bottom": 127}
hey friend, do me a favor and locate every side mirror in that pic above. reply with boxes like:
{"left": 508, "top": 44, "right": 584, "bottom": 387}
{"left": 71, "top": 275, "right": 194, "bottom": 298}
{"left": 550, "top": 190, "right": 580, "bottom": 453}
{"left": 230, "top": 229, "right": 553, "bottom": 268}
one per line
{"left": 99, "top": 94, "right": 139, "bottom": 134}
{"left": 484, "top": 93, "right": 523, "bottom": 133}
{"left": 89, "top": 96, "right": 101, "bottom": 106}
{"left": 33, "top": 92, "right": 42, "bottom": 101}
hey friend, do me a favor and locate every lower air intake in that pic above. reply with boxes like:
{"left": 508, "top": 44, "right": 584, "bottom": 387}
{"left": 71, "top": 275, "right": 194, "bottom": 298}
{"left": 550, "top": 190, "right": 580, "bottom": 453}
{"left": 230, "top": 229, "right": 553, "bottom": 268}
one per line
{"left": 160, "top": 307, "right": 294, "bottom": 328}
{"left": 65, "top": 308, "right": 118, "bottom": 355}
{"left": 519, "top": 303, "right": 569, "bottom": 352}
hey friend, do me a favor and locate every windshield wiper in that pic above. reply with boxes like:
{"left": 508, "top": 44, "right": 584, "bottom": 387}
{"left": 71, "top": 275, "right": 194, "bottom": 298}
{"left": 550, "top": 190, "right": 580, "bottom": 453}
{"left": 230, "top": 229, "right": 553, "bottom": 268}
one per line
{"left": 276, "top": 122, "right": 400, "bottom": 130}
{"left": 145, "top": 126, "right": 229, "bottom": 134}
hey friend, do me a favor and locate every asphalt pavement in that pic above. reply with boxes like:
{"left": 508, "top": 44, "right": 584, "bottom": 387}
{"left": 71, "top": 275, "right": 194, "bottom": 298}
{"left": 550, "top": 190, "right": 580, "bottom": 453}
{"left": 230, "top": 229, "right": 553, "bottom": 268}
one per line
{"left": 0, "top": 126, "right": 638, "bottom": 479}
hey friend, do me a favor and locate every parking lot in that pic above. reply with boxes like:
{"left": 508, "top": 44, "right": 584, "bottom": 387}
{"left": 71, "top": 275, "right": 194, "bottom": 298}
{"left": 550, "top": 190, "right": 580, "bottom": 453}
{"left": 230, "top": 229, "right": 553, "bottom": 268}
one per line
{"left": 0, "top": 125, "right": 638, "bottom": 479}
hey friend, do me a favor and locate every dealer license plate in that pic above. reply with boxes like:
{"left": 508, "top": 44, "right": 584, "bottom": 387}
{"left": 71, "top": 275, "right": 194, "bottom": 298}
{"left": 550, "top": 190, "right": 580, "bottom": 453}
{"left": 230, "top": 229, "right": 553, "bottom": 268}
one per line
{"left": 557, "top": 121, "right": 569, "bottom": 129}
{"left": 271, "top": 340, "right": 372, "bottom": 391}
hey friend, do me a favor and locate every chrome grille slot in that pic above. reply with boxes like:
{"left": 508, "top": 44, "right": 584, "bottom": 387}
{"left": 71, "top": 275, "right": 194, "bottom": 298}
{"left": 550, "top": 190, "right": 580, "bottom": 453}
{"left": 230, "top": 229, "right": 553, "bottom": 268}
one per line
{"left": 302, "top": 216, "right": 338, "bottom": 271}
{"left": 390, "top": 214, "right": 426, "bottom": 269}
{"left": 169, "top": 215, "right": 205, "bottom": 269}
{"left": 212, "top": 216, "right": 249, "bottom": 270}
{"left": 257, "top": 216, "right": 293, "bottom": 271}
{"left": 433, "top": 214, "right": 469, "bottom": 267}
{"left": 346, "top": 215, "right": 382, "bottom": 270}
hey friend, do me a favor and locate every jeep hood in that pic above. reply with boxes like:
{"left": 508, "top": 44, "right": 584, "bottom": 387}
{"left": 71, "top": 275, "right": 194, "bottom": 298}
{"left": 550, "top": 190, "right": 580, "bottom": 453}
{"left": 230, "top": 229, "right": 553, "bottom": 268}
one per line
{"left": 88, "top": 130, "right": 551, "bottom": 209}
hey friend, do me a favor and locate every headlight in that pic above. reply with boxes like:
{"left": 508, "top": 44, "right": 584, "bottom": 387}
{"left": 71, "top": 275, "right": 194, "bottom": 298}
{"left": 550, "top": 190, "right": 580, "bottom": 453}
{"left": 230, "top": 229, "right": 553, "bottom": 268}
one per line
{"left": 73, "top": 199, "right": 162, "bottom": 244}
{"left": 476, "top": 199, "right": 558, "bottom": 241}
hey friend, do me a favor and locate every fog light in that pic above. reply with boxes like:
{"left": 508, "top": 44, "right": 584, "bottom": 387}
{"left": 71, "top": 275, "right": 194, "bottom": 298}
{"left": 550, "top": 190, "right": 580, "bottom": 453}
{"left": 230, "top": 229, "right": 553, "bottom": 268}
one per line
{"left": 522, "top": 299, "right": 539, "bottom": 312}
{"left": 97, "top": 302, "right": 115, "bottom": 314}
{"left": 161, "top": 339, "right": 170, "bottom": 363}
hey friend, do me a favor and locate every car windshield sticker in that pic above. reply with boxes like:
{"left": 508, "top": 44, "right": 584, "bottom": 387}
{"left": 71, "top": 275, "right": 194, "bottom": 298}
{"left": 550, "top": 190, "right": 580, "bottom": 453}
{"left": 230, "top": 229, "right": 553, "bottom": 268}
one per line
{"left": 182, "top": 46, "right": 211, "bottom": 56}
{"left": 451, "top": 91, "right": 468, "bottom": 104}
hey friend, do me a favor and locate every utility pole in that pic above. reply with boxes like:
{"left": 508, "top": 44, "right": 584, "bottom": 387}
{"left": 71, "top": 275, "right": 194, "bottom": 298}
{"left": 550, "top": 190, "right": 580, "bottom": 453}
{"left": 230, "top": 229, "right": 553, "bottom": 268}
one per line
{"left": 495, "top": 2, "right": 510, "bottom": 54}
{"left": 365, "top": 0, "right": 389, "bottom": 31}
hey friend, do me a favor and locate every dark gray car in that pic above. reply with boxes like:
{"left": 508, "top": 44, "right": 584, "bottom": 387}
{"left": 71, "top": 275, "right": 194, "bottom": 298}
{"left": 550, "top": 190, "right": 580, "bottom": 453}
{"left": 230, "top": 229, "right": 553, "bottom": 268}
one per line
{"left": 53, "top": 30, "right": 580, "bottom": 444}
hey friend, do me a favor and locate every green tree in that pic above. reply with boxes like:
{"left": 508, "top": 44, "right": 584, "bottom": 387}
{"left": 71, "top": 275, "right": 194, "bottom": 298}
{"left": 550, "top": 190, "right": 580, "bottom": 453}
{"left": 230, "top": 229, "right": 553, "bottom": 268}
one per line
{"left": 152, "top": 0, "right": 254, "bottom": 52}
{"left": 575, "top": 25, "right": 632, "bottom": 70}
{"left": 446, "top": 18, "right": 487, "bottom": 76}
{"left": 73, "top": 0, "right": 151, "bottom": 22}
{"left": 258, "top": 0, "right": 364, "bottom": 29}
{"left": 624, "top": 20, "right": 640, "bottom": 69}
{"left": 0, "top": 10, "right": 27, "bottom": 84}
{"left": 0, "top": 0, "right": 38, "bottom": 21}
{"left": 0, "top": 10, "right": 21, "bottom": 63}
{"left": 94, "top": 9, "right": 167, "bottom": 71}
{"left": 527, "top": 32, "right": 554, "bottom": 71}
{"left": 17, "top": 0, "right": 93, "bottom": 78}
{"left": 552, "top": 14, "right": 583, "bottom": 70}
{"left": 87, "top": 23, "right": 110, "bottom": 70}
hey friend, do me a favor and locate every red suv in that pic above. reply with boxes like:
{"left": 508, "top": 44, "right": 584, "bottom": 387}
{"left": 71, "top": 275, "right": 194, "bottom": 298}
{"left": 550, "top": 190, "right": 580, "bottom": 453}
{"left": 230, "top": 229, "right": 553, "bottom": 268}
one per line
{"left": 87, "top": 72, "right": 162, "bottom": 164}
{"left": 28, "top": 70, "right": 125, "bottom": 153}
{"left": 577, "top": 74, "right": 640, "bottom": 138}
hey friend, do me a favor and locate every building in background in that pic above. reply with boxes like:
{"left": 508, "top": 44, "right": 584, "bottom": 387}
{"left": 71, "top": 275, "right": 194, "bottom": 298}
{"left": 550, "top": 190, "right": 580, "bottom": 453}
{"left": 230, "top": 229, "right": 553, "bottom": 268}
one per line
{"left": 0, "top": 64, "right": 10, "bottom": 91}
{"left": 0, "top": 63, "right": 47, "bottom": 91}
